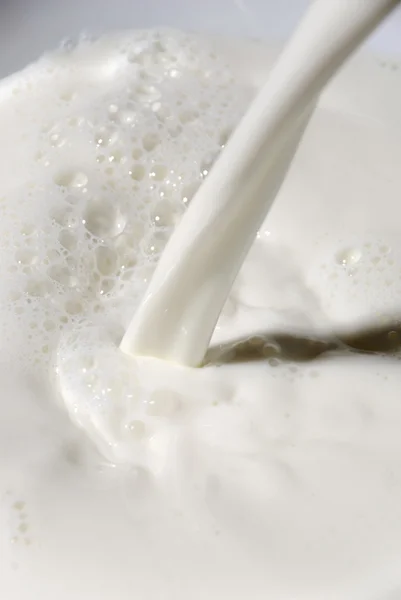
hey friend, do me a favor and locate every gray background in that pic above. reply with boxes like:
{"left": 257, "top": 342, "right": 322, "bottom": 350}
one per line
{"left": 0, "top": 0, "right": 400, "bottom": 78}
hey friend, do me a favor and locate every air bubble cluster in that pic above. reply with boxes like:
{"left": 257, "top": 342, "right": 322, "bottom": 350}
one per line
{"left": 0, "top": 28, "right": 251, "bottom": 370}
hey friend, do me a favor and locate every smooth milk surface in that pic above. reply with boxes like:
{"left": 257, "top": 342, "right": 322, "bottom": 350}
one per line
{"left": 1, "top": 29, "right": 401, "bottom": 600}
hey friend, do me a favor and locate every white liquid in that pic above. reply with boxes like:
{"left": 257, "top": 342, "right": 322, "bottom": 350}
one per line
{"left": 1, "top": 28, "right": 401, "bottom": 599}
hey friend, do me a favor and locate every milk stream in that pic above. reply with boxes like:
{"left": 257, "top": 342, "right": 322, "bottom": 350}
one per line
{"left": 1, "top": 27, "right": 401, "bottom": 600}
{"left": 121, "top": 0, "right": 400, "bottom": 367}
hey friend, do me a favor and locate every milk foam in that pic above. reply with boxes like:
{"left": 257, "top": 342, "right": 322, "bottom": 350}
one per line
{"left": 2, "top": 28, "right": 401, "bottom": 600}
{"left": 0, "top": 29, "right": 248, "bottom": 374}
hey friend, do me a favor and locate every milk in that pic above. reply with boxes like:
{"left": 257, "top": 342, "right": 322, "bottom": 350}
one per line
{"left": 1, "top": 28, "right": 401, "bottom": 600}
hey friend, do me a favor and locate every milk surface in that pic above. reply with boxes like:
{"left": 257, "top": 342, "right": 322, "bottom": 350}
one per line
{"left": 1, "top": 29, "right": 401, "bottom": 599}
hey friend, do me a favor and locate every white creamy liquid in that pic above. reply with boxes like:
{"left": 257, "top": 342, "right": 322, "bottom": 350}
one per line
{"left": 1, "top": 28, "right": 401, "bottom": 600}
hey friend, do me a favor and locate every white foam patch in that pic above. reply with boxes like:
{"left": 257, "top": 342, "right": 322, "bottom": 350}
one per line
{"left": 0, "top": 29, "right": 251, "bottom": 375}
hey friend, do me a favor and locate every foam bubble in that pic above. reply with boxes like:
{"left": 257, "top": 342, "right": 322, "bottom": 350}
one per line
{"left": 54, "top": 170, "right": 89, "bottom": 188}
{"left": 141, "top": 230, "right": 169, "bottom": 257}
{"left": 151, "top": 200, "right": 181, "bottom": 227}
{"left": 59, "top": 229, "right": 77, "bottom": 251}
{"left": 94, "top": 127, "right": 118, "bottom": 147}
{"left": 336, "top": 247, "right": 362, "bottom": 268}
{"left": 47, "top": 264, "right": 78, "bottom": 287}
{"left": 83, "top": 197, "right": 126, "bottom": 238}
{"left": 149, "top": 164, "right": 168, "bottom": 181}
{"left": 142, "top": 132, "right": 160, "bottom": 152}
{"left": 130, "top": 164, "right": 146, "bottom": 181}
{"left": 95, "top": 246, "right": 118, "bottom": 276}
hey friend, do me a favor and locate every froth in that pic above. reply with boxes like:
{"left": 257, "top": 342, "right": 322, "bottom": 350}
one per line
{"left": 0, "top": 29, "right": 250, "bottom": 373}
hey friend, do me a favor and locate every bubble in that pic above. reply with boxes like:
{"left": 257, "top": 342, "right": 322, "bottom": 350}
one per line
{"left": 94, "top": 127, "right": 118, "bottom": 147}
{"left": 47, "top": 264, "right": 78, "bottom": 287}
{"left": 336, "top": 248, "right": 362, "bottom": 267}
{"left": 54, "top": 170, "right": 88, "bottom": 188}
{"left": 141, "top": 231, "right": 169, "bottom": 256}
{"left": 99, "top": 279, "right": 115, "bottom": 296}
{"left": 150, "top": 200, "right": 180, "bottom": 227}
{"left": 95, "top": 246, "right": 118, "bottom": 276}
{"left": 64, "top": 299, "right": 84, "bottom": 315}
{"left": 114, "top": 151, "right": 128, "bottom": 166}
{"left": 149, "top": 164, "right": 167, "bottom": 181}
{"left": 115, "top": 223, "right": 144, "bottom": 252}
{"left": 142, "top": 132, "right": 160, "bottom": 152}
{"left": 83, "top": 197, "right": 126, "bottom": 238}
{"left": 146, "top": 390, "right": 181, "bottom": 416}
{"left": 49, "top": 131, "right": 66, "bottom": 147}
{"left": 130, "top": 164, "right": 146, "bottom": 181}
{"left": 132, "top": 148, "right": 143, "bottom": 160}
{"left": 135, "top": 84, "right": 161, "bottom": 104}
{"left": 59, "top": 229, "right": 77, "bottom": 251}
